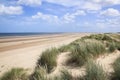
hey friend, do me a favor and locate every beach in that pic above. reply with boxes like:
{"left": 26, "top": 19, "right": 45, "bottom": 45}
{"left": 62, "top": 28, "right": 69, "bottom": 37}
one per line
{"left": 0, "top": 33, "right": 89, "bottom": 76}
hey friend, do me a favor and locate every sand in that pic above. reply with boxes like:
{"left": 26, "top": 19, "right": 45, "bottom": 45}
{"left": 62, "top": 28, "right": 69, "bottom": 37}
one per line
{"left": 0, "top": 33, "right": 89, "bottom": 76}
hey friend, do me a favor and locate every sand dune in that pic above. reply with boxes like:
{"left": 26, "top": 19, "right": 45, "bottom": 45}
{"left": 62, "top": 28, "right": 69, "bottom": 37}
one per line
{"left": 0, "top": 33, "right": 89, "bottom": 76}
{"left": 49, "top": 51, "right": 120, "bottom": 78}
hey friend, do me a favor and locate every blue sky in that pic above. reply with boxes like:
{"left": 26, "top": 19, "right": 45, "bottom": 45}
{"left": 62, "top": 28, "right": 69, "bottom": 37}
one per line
{"left": 0, "top": 0, "right": 120, "bottom": 32}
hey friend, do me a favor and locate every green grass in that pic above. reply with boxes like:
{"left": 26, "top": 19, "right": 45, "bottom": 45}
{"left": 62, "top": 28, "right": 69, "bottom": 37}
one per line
{"left": 30, "top": 67, "right": 47, "bottom": 80}
{"left": 0, "top": 68, "right": 28, "bottom": 80}
{"left": 81, "top": 34, "right": 120, "bottom": 52}
{"left": 110, "top": 34, "right": 120, "bottom": 40}
{"left": 37, "top": 48, "right": 59, "bottom": 73}
{"left": 60, "top": 69, "right": 72, "bottom": 80}
{"left": 107, "top": 42, "right": 116, "bottom": 53}
{"left": 111, "top": 56, "right": 120, "bottom": 80}
{"left": 67, "top": 40, "right": 106, "bottom": 66}
{"left": 81, "top": 34, "right": 114, "bottom": 42}
{"left": 58, "top": 45, "right": 71, "bottom": 52}
{"left": 84, "top": 60, "right": 107, "bottom": 80}
{"left": 115, "top": 41, "right": 120, "bottom": 51}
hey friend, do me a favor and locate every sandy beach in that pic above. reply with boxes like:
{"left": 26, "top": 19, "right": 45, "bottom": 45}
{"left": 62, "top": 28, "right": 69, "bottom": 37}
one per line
{"left": 0, "top": 33, "right": 89, "bottom": 76}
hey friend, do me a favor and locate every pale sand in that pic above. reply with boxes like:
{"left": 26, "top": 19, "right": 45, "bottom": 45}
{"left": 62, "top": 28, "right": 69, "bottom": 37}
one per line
{"left": 0, "top": 33, "right": 89, "bottom": 76}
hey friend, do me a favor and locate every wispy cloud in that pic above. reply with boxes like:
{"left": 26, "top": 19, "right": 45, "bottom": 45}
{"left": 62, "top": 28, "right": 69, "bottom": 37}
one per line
{"left": 0, "top": 4, "right": 23, "bottom": 15}
{"left": 17, "top": 0, "right": 42, "bottom": 6}
{"left": 100, "top": 8, "right": 120, "bottom": 17}
{"left": 31, "top": 10, "right": 86, "bottom": 24}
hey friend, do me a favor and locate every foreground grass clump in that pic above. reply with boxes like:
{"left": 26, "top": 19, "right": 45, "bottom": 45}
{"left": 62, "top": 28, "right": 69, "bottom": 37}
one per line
{"left": 67, "top": 40, "right": 106, "bottom": 66}
{"left": 60, "top": 69, "right": 72, "bottom": 80}
{"left": 37, "top": 48, "right": 59, "bottom": 73}
{"left": 84, "top": 60, "right": 107, "bottom": 80}
{"left": 0, "top": 68, "right": 28, "bottom": 80}
{"left": 112, "top": 57, "right": 120, "bottom": 80}
{"left": 30, "top": 67, "right": 47, "bottom": 80}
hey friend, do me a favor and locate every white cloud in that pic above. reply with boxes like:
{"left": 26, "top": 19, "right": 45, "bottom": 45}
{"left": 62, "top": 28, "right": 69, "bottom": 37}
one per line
{"left": 81, "top": 2, "right": 101, "bottom": 10}
{"left": 32, "top": 10, "right": 86, "bottom": 24}
{"left": 0, "top": 4, "right": 23, "bottom": 15}
{"left": 32, "top": 12, "right": 59, "bottom": 23}
{"left": 44, "top": 0, "right": 81, "bottom": 7}
{"left": 63, "top": 10, "right": 86, "bottom": 23}
{"left": 44, "top": 0, "right": 120, "bottom": 11}
{"left": 18, "top": 0, "right": 41, "bottom": 6}
{"left": 96, "top": 18, "right": 120, "bottom": 28}
{"left": 100, "top": 8, "right": 120, "bottom": 17}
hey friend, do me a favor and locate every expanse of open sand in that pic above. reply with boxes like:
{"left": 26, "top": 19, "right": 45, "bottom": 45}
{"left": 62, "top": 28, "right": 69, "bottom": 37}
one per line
{"left": 0, "top": 33, "right": 89, "bottom": 76}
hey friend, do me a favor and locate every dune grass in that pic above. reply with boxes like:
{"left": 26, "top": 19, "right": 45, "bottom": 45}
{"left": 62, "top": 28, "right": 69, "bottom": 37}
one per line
{"left": 37, "top": 48, "right": 59, "bottom": 73}
{"left": 84, "top": 60, "right": 107, "bottom": 80}
{"left": 81, "top": 34, "right": 120, "bottom": 52}
{"left": 115, "top": 42, "right": 120, "bottom": 51}
{"left": 67, "top": 40, "right": 106, "bottom": 66}
{"left": 81, "top": 34, "right": 114, "bottom": 42}
{"left": 107, "top": 42, "right": 116, "bottom": 53}
{"left": 30, "top": 67, "right": 47, "bottom": 80}
{"left": 111, "top": 56, "right": 120, "bottom": 80}
{"left": 58, "top": 45, "right": 71, "bottom": 52}
{"left": 0, "top": 68, "right": 28, "bottom": 80}
{"left": 60, "top": 69, "right": 72, "bottom": 80}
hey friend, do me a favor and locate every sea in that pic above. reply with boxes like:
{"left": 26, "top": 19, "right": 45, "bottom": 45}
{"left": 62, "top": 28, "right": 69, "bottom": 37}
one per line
{"left": 0, "top": 33, "right": 62, "bottom": 37}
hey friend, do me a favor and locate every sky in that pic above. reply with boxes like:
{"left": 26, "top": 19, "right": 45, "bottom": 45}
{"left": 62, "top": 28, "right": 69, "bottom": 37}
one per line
{"left": 0, "top": 0, "right": 120, "bottom": 32}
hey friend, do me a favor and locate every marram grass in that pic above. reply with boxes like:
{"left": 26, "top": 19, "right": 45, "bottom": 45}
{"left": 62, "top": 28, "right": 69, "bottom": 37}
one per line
{"left": 30, "top": 67, "right": 47, "bottom": 80}
{"left": 37, "top": 48, "right": 59, "bottom": 73}
{"left": 84, "top": 60, "right": 108, "bottom": 80}
{"left": 112, "top": 56, "right": 120, "bottom": 80}
{"left": 67, "top": 40, "right": 106, "bottom": 66}
{"left": 0, "top": 68, "right": 28, "bottom": 80}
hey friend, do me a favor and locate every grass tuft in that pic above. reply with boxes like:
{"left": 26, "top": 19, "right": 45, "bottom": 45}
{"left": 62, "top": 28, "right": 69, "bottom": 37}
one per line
{"left": 60, "top": 69, "right": 72, "bottom": 80}
{"left": 84, "top": 60, "right": 107, "bottom": 80}
{"left": 58, "top": 45, "right": 71, "bottom": 52}
{"left": 67, "top": 40, "right": 106, "bottom": 66}
{"left": 107, "top": 42, "right": 116, "bottom": 53}
{"left": 111, "top": 56, "right": 120, "bottom": 80}
{"left": 37, "top": 48, "right": 59, "bottom": 73}
{"left": 0, "top": 68, "right": 28, "bottom": 80}
{"left": 30, "top": 67, "right": 47, "bottom": 80}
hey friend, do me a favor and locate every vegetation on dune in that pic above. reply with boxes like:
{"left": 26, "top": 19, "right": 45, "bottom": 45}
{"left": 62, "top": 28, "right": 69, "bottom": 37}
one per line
{"left": 110, "top": 34, "right": 120, "bottom": 40}
{"left": 37, "top": 48, "right": 59, "bottom": 73}
{"left": 80, "top": 34, "right": 120, "bottom": 52}
{"left": 59, "top": 69, "right": 73, "bottom": 80}
{"left": 58, "top": 45, "right": 71, "bottom": 52}
{"left": 83, "top": 60, "right": 107, "bottom": 80}
{"left": 0, "top": 68, "right": 28, "bottom": 80}
{"left": 67, "top": 40, "right": 106, "bottom": 66}
{"left": 81, "top": 34, "right": 114, "bottom": 41}
{"left": 115, "top": 42, "right": 120, "bottom": 51}
{"left": 107, "top": 41, "right": 116, "bottom": 53}
{"left": 30, "top": 67, "right": 47, "bottom": 80}
{"left": 111, "top": 57, "right": 120, "bottom": 80}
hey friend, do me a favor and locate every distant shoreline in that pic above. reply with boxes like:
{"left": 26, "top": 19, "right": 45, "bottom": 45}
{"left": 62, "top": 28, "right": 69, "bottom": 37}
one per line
{"left": 0, "top": 33, "right": 63, "bottom": 37}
